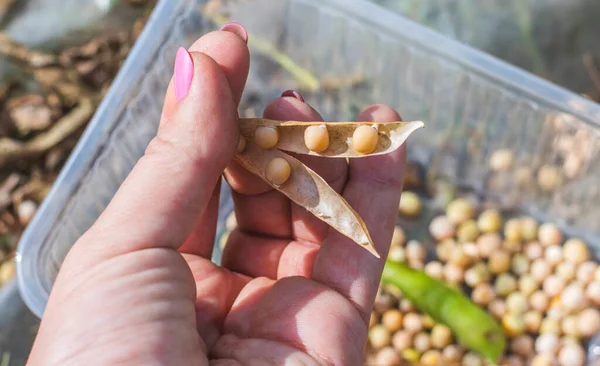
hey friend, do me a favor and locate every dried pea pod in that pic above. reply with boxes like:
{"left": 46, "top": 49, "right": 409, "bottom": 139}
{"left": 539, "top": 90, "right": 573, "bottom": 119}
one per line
{"left": 239, "top": 118, "right": 424, "bottom": 157}
{"left": 382, "top": 261, "right": 506, "bottom": 363}
{"left": 234, "top": 140, "right": 379, "bottom": 257}
{"left": 233, "top": 118, "right": 424, "bottom": 257}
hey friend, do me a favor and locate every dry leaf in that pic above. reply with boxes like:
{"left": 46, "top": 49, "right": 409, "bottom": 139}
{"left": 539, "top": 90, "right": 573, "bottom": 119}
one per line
{"left": 239, "top": 118, "right": 424, "bottom": 158}
{"left": 234, "top": 141, "right": 380, "bottom": 257}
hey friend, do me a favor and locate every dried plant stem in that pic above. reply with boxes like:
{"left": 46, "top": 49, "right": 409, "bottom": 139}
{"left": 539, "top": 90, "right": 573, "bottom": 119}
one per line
{"left": 0, "top": 33, "right": 57, "bottom": 68}
{"left": 0, "top": 98, "right": 94, "bottom": 166}
{"left": 202, "top": 9, "right": 320, "bottom": 91}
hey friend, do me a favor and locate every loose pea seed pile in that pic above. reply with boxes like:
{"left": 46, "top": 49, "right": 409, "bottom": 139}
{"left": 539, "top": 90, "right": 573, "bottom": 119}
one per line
{"left": 367, "top": 194, "right": 600, "bottom": 366}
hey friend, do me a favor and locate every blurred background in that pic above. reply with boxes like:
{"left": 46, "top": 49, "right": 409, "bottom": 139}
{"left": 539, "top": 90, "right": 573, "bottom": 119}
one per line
{"left": 0, "top": 0, "right": 599, "bottom": 364}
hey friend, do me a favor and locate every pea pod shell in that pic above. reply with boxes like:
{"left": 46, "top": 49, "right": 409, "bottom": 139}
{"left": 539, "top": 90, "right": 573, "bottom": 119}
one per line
{"left": 239, "top": 118, "right": 424, "bottom": 157}
{"left": 233, "top": 141, "right": 380, "bottom": 257}
{"left": 382, "top": 261, "right": 506, "bottom": 363}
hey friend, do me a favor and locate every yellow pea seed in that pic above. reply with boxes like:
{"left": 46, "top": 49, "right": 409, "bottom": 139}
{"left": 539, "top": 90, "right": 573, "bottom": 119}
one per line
{"left": 446, "top": 198, "right": 474, "bottom": 225}
{"left": 442, "top": 345, "right": 464, "bottom": 363}
{"left": 430, "top": 324, "right": 453, "bottom": 348}
{"left": 382, "top": 309, "right": 403, "bottom": 332}
{"left": 0, "top": 260, "right": 15, "bottom": 285}
{"left": 422, "top": 314, "right": 436, "bottom": 329}
{"left": 374, "top": 347, "right": 401, "bottom": 366}
{"left": 369, "top": 312, "right": 378, "bottom": 328}
{"left": 352, "top": 125, "right": 379, "bottom": 154}
{"left": 255, "top": 126, "right": 279, "bottom": 149}
{"left": 502, "top": 312, "right": 526, "bottom": 337}
{"left": 537, "top": 164, "right": 562, "bottom": 192}
{"left": 236, "top": 135, "right": 247, "bottom": 153}
{"left": 563, "top": 238, "right": 590, "bottom": 264}
{"left": 490, "top": 149, "right": 513, "bottom": 171}
{"left": 504, "top": 218, "right": 523, "bottom": 242}
{"left": 488, "top": 250, "right": 511, "bottom": 274}
{"left": 457, "top": 219, "right": 480, "bottom": 243}
{"left": 401, "top": 348, "right": 420, "bottom": 363}
{"left": 520, "top": 216, "right": 538, "bottom": 241}
{"left": 390, "top": 226, "right": 406, "bottom": 248}
{"left": 538, "top": 223, "right": 562, "bottom": 247}
{"left": 392, "top": 330, "right": 413, "bottom": 351}
{"left": 420, "top": 350, "right": 442, "bottom": 365}
{"left": 304, "top": 125, "right": 329, "bottom": 152}
{"left": 399, "top": 191, "right": 422, "bottom": 217}
{"left": 524, "top": 310, "right": 542, "bottom": 333}
{"left": 477, "top": 209, "right": 503, "bottom": 233}
{"left": 265, "top": 158, "right": 291, "bottom": 186}
{"left": 369, "top": 324, "right": 391, "bottom": 349}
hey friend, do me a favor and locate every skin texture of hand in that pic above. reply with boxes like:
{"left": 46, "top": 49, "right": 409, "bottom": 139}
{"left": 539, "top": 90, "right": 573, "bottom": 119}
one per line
{"left": 26, "top": 25, "right": 407, "bottom": 366}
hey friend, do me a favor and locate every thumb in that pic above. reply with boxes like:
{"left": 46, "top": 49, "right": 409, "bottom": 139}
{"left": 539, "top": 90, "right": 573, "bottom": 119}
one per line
{"left": 81, "top": 49, "right": 240, "bottom": 258}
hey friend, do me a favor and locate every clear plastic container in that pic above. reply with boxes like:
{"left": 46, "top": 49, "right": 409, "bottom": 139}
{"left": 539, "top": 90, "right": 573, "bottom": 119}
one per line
{"left": 16, "top": 0, "right": 600, "bottom": 327}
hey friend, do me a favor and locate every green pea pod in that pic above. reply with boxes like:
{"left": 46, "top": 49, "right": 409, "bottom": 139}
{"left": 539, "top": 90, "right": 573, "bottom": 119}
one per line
{"left": 382, "top": 260, "right": 506, "bottom": 363}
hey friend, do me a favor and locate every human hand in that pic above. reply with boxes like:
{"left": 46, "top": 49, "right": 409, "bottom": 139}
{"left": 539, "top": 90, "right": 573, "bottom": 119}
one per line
{"left": 27, "top": 23, "right": 407, "bottom": 366}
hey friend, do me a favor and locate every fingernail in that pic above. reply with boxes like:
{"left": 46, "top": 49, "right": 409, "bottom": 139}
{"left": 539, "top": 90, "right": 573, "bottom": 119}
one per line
{"left": 220, "top": 22, "right": 248, "bottom": 44}
{"left": 281, "top": 90, "right": 304, "bottom": 102}
{"left": 174, "top": 47, "right": 194, "bottom": 101}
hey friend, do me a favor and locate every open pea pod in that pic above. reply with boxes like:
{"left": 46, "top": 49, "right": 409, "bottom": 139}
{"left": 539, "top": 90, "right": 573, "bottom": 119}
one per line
{"left": 233, "top": 141, "right": 379, "bottom": 257}
{"left": 232, "top": 118, "right": 424, "bottom": 257}
{"left": 239, "top": 118, "right": 424, "bottom": 157}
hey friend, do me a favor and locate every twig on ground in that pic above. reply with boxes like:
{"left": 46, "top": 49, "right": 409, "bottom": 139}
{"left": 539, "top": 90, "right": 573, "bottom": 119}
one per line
{"left": 0, "top": 33, "right": 58, "bottom": 68}
{"left": 0, "top": 98, "right": 94, "bottom": 166}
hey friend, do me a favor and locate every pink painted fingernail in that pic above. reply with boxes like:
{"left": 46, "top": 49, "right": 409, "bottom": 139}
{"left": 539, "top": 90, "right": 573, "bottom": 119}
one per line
{"left": 281, "top": 90, "right": 304, "bottom": 102}
{"left": 220, "top": 22, "right": 248, "bottom": 44}
{"left": 174, "top": 47, "right": 194, "bottom": 101}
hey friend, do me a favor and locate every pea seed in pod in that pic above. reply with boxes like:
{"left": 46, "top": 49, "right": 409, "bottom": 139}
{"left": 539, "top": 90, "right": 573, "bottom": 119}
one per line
{"left": 303, "top": 125, "right": 329, "bottom": 153}
{"left": 352, "top": 125, "right": 379, "bottom": 154}
{"left": 254, "top": 126, "right": 279, "bottom": 149}
{"left": 265, "top": 158, "right": 291, "bottom": 186}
